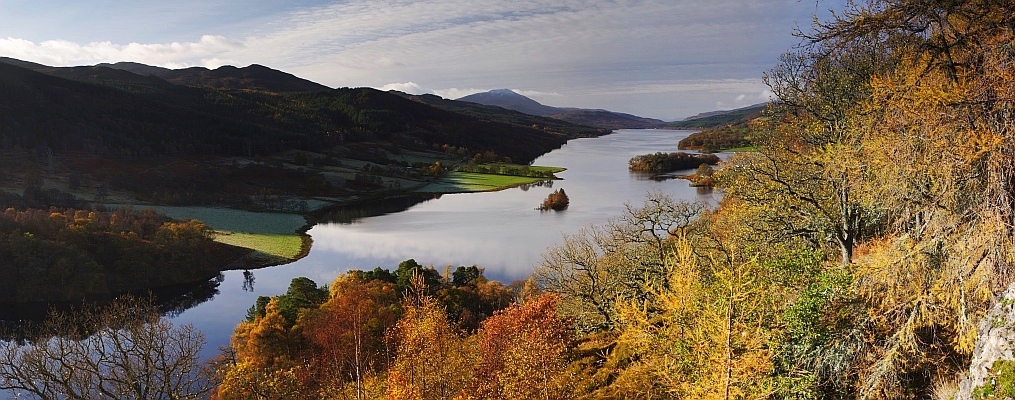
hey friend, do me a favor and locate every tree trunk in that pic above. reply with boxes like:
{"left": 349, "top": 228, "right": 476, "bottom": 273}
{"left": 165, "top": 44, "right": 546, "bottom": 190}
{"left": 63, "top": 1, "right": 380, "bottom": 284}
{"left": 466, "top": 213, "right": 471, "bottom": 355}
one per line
{"left": 725, "top": 277, "right": 734, "bottom": 400}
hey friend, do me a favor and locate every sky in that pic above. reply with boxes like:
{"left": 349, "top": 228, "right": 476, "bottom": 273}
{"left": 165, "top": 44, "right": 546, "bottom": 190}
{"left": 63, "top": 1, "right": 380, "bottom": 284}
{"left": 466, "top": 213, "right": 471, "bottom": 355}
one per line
{"left": 0, "top": 0, "right": 848, "bottom": 120}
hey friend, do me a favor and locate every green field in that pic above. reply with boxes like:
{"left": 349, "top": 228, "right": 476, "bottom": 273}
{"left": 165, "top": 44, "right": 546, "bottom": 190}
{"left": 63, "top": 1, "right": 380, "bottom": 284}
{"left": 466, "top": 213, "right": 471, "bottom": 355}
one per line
{"left": 511, "top": 164, "right": 566, "bottom": 174}
{"left": 214, "top": 232, "right": 305, "bottom": 260}
{"left": 113, "top": 205, "right": 308, "bottom": 261}
{"left": 416, "top": 172, "right": 550, "bottom": 193}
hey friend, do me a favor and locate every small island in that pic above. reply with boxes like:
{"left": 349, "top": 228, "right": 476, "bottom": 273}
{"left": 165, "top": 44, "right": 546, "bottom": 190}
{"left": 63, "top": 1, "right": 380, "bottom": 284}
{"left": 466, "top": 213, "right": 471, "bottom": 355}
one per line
{"left": 628, "top": 151, "right": 720, "bottom": 187}
{"left": 538, "top": 188, "right": 569, "bottom": 211}
{"left": 628, "top": 152, "right": 720, "bottom": 174}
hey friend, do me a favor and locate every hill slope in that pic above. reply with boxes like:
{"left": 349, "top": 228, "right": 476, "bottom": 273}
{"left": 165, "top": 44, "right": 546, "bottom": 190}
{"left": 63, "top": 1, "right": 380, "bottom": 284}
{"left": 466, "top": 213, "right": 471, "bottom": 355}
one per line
{"left": 122, "top": 63, "right": 332, "bottom": 92}
{"left": 669, "top": 103, "right": 769, "bottom": 129}
{"left": 395, "top": 92, "right": 608, "bottom": 138}
{"left": 675, "top": 104, "right": 775, "bottom": 152}
{"left": 0, "top": 59, "right": 580, "bottom": 164}
{"left": 457, "top": 89, "right": 666, "bottom": 129}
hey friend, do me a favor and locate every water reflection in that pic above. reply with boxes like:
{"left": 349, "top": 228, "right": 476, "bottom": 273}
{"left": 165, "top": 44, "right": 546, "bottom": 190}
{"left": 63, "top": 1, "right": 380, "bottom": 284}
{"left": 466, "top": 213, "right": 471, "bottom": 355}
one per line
{"left": 316, "top": 194, "right": 440, "bottom": 224}
{"left": 242, "top": 270, "right": 255, "bottom": 292}
{"left": 0, "top": 274, "right": 222, "bottom": 338}
{"left": 517, "top": 180, "right": 554, "bottom": 191}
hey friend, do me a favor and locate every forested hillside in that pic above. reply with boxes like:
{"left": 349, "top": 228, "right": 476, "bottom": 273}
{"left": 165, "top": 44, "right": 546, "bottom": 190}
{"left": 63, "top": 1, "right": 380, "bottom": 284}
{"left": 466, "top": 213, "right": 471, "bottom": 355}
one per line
{"left": 0, "top": 61, "right": 588, "bottom": 163}
{"left": 669, "top": 102, "right": 767, "bottom": 129}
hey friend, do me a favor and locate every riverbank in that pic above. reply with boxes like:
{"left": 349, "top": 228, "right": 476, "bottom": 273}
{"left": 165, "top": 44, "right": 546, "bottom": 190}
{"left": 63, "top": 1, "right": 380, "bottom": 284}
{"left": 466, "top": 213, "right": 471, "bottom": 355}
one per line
{"left": 124, "top": 162, "right": 567, "bottom": 272}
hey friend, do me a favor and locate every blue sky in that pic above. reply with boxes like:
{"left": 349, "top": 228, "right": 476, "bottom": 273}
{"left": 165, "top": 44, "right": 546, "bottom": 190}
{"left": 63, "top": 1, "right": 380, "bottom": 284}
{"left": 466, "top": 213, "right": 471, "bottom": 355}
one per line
{"left": 0, "top": 0, "right": 847, "bottom": 120}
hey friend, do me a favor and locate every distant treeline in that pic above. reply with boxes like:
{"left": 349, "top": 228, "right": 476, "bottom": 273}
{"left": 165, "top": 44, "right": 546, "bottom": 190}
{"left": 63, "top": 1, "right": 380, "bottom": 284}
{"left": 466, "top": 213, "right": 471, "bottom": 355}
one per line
{"left": 628, "top": 152, "right": 720, "bottom": 173}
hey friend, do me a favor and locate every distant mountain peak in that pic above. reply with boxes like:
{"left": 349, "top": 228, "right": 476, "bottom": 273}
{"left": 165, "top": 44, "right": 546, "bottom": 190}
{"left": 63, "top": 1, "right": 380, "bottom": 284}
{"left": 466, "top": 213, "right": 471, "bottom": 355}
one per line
{"left": 458, "top": 89, "right": 559, "bottom": 117}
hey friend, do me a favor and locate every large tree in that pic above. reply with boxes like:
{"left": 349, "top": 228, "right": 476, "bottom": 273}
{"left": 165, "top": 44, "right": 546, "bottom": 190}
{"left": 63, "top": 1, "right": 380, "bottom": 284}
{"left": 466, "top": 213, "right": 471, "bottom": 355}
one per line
{"left": 534, "top": 191, "right": 701, "bottom": 331}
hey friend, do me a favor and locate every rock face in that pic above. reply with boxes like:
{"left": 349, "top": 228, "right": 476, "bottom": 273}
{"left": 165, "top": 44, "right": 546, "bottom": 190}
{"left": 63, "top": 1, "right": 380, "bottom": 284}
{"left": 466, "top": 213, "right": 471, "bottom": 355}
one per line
{"left": 956, "top": 284, "right": 1015, "bottom": 398}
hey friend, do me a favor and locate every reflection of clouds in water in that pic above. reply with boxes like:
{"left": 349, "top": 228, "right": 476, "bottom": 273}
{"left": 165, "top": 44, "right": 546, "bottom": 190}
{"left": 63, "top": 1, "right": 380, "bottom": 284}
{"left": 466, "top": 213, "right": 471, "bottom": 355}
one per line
{"left": 172, "top": 129, "right": 711, "bottom": 361}
{"left": 310, "top": 224, "right": 545, "bottom": 279}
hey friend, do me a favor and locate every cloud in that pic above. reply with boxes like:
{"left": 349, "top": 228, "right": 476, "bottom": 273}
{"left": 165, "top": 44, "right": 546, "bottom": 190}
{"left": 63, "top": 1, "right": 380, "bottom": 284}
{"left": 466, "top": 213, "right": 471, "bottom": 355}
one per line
{"left": 432, "top": 88, "right": 489, "bottom": 100}
{"left": 578, "top": 79, "right": 769, "bottom": 97}
{"left": 380, "top": 82, "right": 428, "bottom": 94}
{"left": 515, "top": 89, "right": 561, "bottom": 97}
{"left": 0, "top": 35, "right": 242, "bottom": 67}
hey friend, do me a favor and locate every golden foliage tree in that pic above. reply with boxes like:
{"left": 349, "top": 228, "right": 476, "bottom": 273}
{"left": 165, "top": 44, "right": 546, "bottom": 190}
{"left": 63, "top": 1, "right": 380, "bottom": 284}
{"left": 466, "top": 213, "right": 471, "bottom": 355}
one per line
{"left": 466, "top": 293, "right": 575, "bottom": 400}
{"left": 614, "top": 200, "right": 786, "bottom": 399}
{"left": 302, "top": 275, "right": 400, "bottom": 399}
{"left": 386, "top": 276, "right": 474, "bottom": 400}
{"left": 215, "top": 298, "right": 311, "bottom": 399}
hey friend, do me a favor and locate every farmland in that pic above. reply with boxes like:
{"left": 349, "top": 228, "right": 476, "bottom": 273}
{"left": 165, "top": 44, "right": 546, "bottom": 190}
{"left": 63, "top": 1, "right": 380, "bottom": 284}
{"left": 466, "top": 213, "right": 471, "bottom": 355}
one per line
{"left": 122, "top": 205, "right": 309, "bottom": 264}
{"left": 417, "top": 172, "right": 550, "bottom": 193}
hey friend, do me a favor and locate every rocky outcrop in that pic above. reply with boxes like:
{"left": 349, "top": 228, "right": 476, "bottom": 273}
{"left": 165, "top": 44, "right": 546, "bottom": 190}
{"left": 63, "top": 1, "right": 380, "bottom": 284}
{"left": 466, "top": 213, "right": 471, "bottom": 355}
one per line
{"left": 956, "top": 284, "right": 1015, "bottom": 398}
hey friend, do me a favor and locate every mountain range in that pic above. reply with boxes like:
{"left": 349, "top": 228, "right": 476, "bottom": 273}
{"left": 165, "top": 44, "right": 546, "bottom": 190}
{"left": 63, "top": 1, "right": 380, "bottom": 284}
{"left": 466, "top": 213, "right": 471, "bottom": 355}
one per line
{"left": 1, "top": 56, "right": 757, "bottom": 131}
{"left": 457, "top": 89, "right": 667, "bottom": 130}
{"left": 0, "top": 57, "right": 608, "bottom": 164}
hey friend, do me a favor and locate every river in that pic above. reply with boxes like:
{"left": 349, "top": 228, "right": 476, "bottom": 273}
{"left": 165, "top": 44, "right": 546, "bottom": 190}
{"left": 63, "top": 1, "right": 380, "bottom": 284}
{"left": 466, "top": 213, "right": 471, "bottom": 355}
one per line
{"left": 172, "top": 128, "right": 720, "bottom": 357}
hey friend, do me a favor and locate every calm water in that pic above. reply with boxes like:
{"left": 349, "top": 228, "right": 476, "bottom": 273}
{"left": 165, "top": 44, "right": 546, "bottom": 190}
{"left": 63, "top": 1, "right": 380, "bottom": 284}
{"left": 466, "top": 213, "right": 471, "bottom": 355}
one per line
{"left": 173, "top": 129, "right": 719, "bottom": 356}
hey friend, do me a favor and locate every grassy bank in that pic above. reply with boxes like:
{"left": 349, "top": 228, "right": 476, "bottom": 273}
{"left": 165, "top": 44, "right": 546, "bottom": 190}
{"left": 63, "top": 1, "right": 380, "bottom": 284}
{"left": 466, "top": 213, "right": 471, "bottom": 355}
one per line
{"left": 417, "top": 172, "right": 547, "bottom": 193}
{"left": 118, "top": 205, "right": 308, "bottom": 265}
{"left": 416, "top": 163, "right": 565, "bottom": 194}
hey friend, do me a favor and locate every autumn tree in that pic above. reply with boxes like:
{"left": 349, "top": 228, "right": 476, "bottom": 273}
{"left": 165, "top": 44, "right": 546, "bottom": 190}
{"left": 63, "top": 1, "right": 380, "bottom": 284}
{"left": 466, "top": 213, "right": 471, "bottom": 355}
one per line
{"left": 538, "top": 188, "right": 569, "bottom": 211}
{"left": 216, "top": 298, "right": 310, "bottom": 400}
{"left": 438, "top": 267, "right": 515, "bottom": 332}
{"left": 610, "top": 196, "right": 805, "bottom": 399}
{"left": 216, "top": 277, "right": 339, "bottom": 399}
{"left": 301, "top": 274, "right": 400, "bottom": 399}
{"left": 535, "top": 191, "right": 702, "bottom": 331}
{"left": 720, "top": 27, "right": 898, "bottom": 267}
{"left": 386, "top": 275, "right": 474, "bottom": 400}
{"left": 466, "top": 294, "right": 575, "bottom": 400}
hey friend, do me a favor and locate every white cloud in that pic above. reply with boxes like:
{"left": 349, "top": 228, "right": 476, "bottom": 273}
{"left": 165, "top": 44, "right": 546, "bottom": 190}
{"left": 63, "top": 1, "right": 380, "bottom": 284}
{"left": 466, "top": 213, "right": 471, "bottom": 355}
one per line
{"left": 0, "top": 35, "right": 242, "bottom": 67}
{"left": 576, "top": 79, "right": 769, "bottom": 98}
{"left": 515, "top": 89, "right": 561, "bottom": 98}
{"left": 380, "top": 82, "right": 428, "bottom": 94}
{"left": 431, "top": 88, "right": 489, "bottom": 100}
